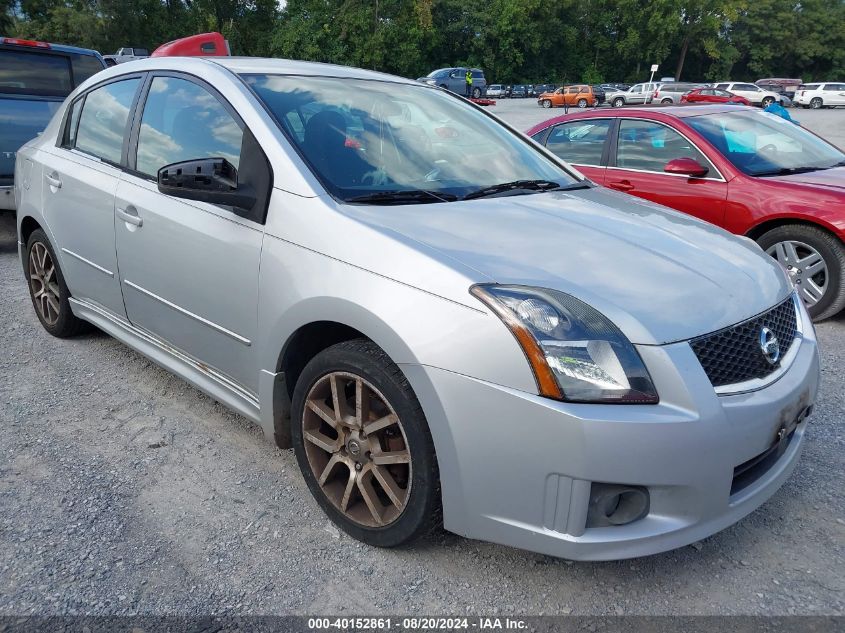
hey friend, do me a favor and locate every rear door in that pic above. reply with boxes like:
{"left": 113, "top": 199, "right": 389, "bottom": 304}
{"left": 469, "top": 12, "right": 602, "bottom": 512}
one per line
{"left": 538, "top": 119, "right": 611, "bottom": 184}
{"left": 39, "top": 75, "right": 143, "bottom": 317}
{"left": 605, "top": 118, "right": 727, "bottom": 226}
{"left": 824, "top": 83, "right": 845, "bottom": 106}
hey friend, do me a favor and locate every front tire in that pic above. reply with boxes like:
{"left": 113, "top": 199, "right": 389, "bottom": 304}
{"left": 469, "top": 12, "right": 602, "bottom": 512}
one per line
{"left": 541, "top": 99, "right": 552, "bottom": 108}
{"left": 291, "top": 340, "right": 441, "bottom": 547}
{"left": 661, "top": 98, "right": 673, "bottom": 104}
{"left": 612, "top": 97, "right": 624, "bottom": 108}
{"left": 758, "top": 224, "right": 845, "bottom": 321}
{"left": 25, "top": 229, "right": 88, "bottom": 337}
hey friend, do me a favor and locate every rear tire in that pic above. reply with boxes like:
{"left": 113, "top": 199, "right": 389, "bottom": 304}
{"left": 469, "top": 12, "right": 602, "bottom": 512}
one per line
{"left": 762, "top": 96, "right": 776, "bottom": 107}
{"left": 472, "top": 87, "right": 482, "bottom": 99}
{"left": 757, "top": 224, "right": 845, "bottom": 321}
{"left": 661, "top": 98, "right": 673, "bottom": 104}
{"left": 25, "top": 229, "right": 88, "bottom": 338}
{"left": 291, "top": 339, "right": 441, "bottom": 547}
{"left": 577, "top": 98, "right": 588, "bottom": 108}
{"left": 810, "top": 97, "right": 823, "bottom": 109}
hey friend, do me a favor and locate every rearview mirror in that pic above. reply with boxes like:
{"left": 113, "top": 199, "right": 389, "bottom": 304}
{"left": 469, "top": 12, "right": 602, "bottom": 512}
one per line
{"left": 157, "top": 158, "right": 256, "bottom": 210}
{"left": 664, "top": 157, "right": 709, "bottom": 178}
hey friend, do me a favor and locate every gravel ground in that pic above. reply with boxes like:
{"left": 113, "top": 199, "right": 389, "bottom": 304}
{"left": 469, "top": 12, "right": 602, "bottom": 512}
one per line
{"left": 1, "top": 104, "right": 844, "bottom": 616}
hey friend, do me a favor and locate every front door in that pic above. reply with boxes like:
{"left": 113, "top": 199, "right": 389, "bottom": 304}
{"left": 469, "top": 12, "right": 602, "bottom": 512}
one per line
{"left": 39, "top": 76, "right": 143, "bottom": 317}
{"left": 605, "top": 118, "right": 728, "bottom": 227}
{"left": 114, "top": 74, "right": 264, "bottom": 392}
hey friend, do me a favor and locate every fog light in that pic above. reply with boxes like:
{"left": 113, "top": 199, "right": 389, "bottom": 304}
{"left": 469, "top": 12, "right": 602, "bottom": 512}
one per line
{"left": 586, "top": 483, "right": 649, "bottom": 528}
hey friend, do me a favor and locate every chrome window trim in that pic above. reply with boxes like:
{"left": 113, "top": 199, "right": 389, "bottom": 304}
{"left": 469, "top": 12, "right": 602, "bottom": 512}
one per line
{"left": 610, "top": 117, "right": 727, "bottom": 182}
{"left": 714, "top": 293, "right": 804, "bottom": 396}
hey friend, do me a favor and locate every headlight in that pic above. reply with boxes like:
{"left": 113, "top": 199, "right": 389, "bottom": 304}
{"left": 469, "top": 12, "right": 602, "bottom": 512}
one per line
{"left": 471, "top": 285, "right": 659, "bottom": 404}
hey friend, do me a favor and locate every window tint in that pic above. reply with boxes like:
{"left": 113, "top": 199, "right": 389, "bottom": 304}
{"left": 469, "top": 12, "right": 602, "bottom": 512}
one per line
{"left": 825, "top": 84, "right": 845, "bottom": 91}
{"left": 0, "top": 50, "right": 72, "bottom": 96}
{"left": 70, "top": 54, "right": 105, "bottom": 86}
{"left": 616, "top": 119, "right": 715, "bottom": 174}
{"left": 75, "top": 78, "right": 140, "bottom": 163}
{"left": 135, "top": 76, "right": 243, "bottom": 178}
{"left": 734, "top": 83, "right": 759, "bottom": 91}
{"left": 715, "top": 84, "right": 729, "bottom": 90}
{"left": 544, "top": 120, "right": 611, "bottom": 166}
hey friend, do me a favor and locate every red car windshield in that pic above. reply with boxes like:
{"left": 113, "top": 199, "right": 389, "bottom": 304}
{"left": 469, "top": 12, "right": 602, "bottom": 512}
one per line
{"left": 686, "top": 110, "right": 845, "bottom": 176}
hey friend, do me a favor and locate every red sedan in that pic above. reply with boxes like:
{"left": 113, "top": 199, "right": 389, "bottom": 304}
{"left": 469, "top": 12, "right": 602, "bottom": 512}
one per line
{"left": 526, "top": 105, "right": 845, "bottom": 319}
{"left": 681, "top": 88, "right": 751, "bottom": 106}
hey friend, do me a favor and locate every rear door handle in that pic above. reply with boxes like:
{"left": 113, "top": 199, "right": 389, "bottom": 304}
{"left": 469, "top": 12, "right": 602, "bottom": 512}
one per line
{"left": 609, "top": 180, "right": 634, "bottom": 192}
{"left": 45, "top": 173, "right": 62, "bottom": 189}
{"left": 116, "top": 206, "right": 143, "bottom": 227}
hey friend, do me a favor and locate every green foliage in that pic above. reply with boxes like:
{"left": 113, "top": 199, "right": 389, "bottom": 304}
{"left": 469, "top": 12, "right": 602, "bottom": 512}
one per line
{"left": 5, "top": 0, "right": 844, "bottom": 82}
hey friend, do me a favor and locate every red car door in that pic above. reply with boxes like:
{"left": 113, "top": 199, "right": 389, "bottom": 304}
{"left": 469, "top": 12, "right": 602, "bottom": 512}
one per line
{"left": 605, "top": 118, "right": 728, "bottom": 226}
{"left": 540, "top": 118, "right": 612, "bottom": 184}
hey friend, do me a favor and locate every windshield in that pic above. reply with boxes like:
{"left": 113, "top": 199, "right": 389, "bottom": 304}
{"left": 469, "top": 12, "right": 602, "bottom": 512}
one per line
{"left": 243, "top": 75, "right": 578, "bottom": 202}
{"left": 686, "top": 110, "right": 845, "bottom": 176}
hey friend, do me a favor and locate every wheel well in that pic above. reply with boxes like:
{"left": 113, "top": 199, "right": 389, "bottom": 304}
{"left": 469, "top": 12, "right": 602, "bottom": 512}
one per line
{"left": 19, "top": 216, "right": 42, "bottom": 246}
{"left": 278, "top": 321, "right": 371, "bottom": 401}
{"left": 745, "top": 218, "right": 840, "bottom": 243}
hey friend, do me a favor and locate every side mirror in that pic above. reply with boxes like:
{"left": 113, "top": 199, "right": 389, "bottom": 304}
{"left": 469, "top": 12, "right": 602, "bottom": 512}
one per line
{"left": 157, "top": 157, "right": 256, "bottom": 210}
{"left": 664, "top": 157, "right": 709, "bottom": 178}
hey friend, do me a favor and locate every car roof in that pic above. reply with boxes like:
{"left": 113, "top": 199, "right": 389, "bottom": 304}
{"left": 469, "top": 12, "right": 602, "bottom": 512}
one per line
{"left": 0, "top": 40, "right": 102, "bottom": 57}
{"left": 524, "top": 104, "right": 755, "bottom": 135}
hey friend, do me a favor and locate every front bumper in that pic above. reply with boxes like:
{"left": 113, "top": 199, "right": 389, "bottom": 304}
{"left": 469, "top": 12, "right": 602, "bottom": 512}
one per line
{"left": 0, "top": 185, "right": 14, "bottom": 211}
{"left": 403, "top": 321, "right": 820, "bottom": 561}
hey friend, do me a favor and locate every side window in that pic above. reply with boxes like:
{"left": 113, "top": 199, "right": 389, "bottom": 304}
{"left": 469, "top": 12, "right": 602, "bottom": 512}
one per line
{"left": 62, "top": 97, "right": 84, "bottom": 148}
{"left": 545, "top": 120, "right": 612, "bottom": 166}
{"left": 715, "top": 83, "right": 729, "bottom": 90}
{"left": 616, "top": 120, "right": 715, "bottom": 175}
{"left": 69, "top": 54, "right": 105, "bottom": 86}
{"left": 135, "top": 76, "right": 243, "bottom": 178}
{"left": 74, "top": 78, "right": 140, "bottom": 164}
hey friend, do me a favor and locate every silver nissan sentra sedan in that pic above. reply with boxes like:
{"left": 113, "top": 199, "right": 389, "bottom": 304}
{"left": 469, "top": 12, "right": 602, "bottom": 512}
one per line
{"left": 15, "top": 57, "right": 820, "bottom": 560}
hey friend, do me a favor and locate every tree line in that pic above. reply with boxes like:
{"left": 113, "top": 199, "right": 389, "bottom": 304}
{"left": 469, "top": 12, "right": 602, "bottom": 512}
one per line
{"left": 3, "top": 0, "right": 843, "bottom": 84}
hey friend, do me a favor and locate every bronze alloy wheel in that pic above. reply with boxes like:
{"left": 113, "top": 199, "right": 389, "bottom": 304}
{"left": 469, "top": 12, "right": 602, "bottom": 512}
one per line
{"left": 28, "top": 241, "right": 61, "bottom": 326}
{"left": 301, "top": 371, "right": 412, "bottom": 528}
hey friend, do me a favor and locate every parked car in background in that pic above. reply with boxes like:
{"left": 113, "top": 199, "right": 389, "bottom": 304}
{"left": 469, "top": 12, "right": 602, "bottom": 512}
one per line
{"left": 712, "top": 82, "right": 783, "bottom": 107}
{"left": 510, "top": 84, "right": 528, "bottom": 98}
{"left": 16, "top": 56, "right": 820, "bottom": 561}
{"left": 591, "top": 85, "right": 606, "bottom": 105}
{"left": 0, "top": 36, "right": 106, "bottom": 211}
{"left": 607, "top": 83, "right": 658, "bottom": 107}
{"left": 794, "top": 83, "right": 845, "bottom": 109}
{"left": 527, "top": 105, "right": 845, "bottom": 319}
{"left": 680, "top": 87, "right": 751, "bottom": 106}
{"left": 420, "top": 67, "right": 486, "bottom": 98}
{"left": 486, "top": 84, "right": 506, "bottom": 98}
{"left": 102, "top": 46, "right": 149, "bottom": 66}
{"left": 757, "top": 78, "right": 803, "bottom": 100}
{"left": 652, "top": 82, "right": 706, "bottom": 104}
{"left": 537, "top": 84, "right": 596, "bottom": 108}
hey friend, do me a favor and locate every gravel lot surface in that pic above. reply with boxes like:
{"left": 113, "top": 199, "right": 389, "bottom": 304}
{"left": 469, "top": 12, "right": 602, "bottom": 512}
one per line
{"left": 1, "top": 101, "right": 844, "bottom": 617}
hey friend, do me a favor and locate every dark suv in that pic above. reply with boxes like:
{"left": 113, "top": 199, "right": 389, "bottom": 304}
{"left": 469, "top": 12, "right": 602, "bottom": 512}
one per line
{"left": 1, "top": 37, "right": 106, "bottom": 210}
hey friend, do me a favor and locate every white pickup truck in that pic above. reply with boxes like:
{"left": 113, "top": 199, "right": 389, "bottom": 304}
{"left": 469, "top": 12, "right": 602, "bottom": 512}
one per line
{"left": 102, "top": 47, "right": 149, "bottom": 66}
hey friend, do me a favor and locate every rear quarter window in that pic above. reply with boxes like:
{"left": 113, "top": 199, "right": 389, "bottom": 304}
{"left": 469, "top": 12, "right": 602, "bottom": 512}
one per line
{"left": 70, "top": 54, "right": 106, "bottom": 86}
{"left": 0, "top": 49, "right": 73, "bottom": 96}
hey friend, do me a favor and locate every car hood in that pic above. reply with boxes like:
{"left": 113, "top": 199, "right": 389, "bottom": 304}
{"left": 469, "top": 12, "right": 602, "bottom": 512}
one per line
{"left": 767, "top": 166, "right": 845, "bottom": 191}
{"left": 343, "top": 186, "right": 791, "bottom": 345}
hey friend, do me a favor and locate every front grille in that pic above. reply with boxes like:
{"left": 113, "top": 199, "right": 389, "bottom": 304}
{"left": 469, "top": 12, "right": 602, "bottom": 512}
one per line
{"left": 690, "top": 296, "right": 798, "bottom": 388}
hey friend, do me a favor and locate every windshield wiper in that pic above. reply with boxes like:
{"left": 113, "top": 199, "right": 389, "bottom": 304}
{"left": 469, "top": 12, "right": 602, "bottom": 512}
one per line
{"left": 462, "top": 179, "right": 587, "bottom": 201}
{"left": 345, "top": 189, "right": 458, "bottom": 205}
{"left": 752, "top": 166, "right": 829, "bottom": 177}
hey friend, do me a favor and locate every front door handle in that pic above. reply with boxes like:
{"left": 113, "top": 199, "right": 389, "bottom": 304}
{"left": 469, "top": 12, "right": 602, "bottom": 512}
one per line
{"left": 609, "top": 180, "right": 634, "bottom": 192}
{"left": 45, "top": 173, "right": 62, "bottom": 189}
{"left": 117, "top": 206, "right": 143, "bottom": 227}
